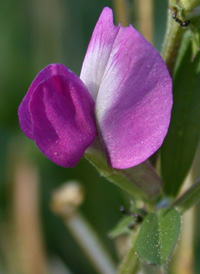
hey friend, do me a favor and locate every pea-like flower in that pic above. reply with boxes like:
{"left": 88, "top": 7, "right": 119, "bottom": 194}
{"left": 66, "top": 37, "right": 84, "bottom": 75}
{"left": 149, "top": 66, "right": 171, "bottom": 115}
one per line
{"left": 18, "top": 7, "right": 172, "bottom": 169}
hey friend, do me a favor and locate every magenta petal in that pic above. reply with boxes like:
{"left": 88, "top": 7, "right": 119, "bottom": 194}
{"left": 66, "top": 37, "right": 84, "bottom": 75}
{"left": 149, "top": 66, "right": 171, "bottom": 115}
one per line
{"left": 18, "top": 64, "right": 97, "bottom": 167}
{"left": 18, "top": 64, "right": 74, "bottom": 139}
{"left": 84, "top": 8, "right": 172, "bottom": 169}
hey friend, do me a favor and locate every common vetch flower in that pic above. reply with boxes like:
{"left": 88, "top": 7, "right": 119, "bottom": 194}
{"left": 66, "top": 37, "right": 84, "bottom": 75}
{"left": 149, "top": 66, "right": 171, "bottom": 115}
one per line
{"left": 18, "top": 7, "right": 172, "bottom": 169}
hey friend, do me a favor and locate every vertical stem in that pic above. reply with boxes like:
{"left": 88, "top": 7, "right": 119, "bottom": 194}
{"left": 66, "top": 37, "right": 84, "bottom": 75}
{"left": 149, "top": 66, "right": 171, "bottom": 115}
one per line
{"left": 66, "top": 214, "right": 116, "bottom": 274}
{"left": 172, "top": 173, "right": 195, "bottom": 274}
{"left": 30, "top": 0, "right": 65, "bottom": 70}
{"left": 51, "top": 182, "right": 116, "bottom": 274}
{"left": 161, "top": 6, "right": 184, "bottom": 75}
{"left": 13, "top": 162, "right": 48, "bottom": 274}
{"left": 49, "top": 257, "right": 74, "bottom": 274}
{"left": 173, "top": 209, "right": 195, "bottom": 274}
{"left": 117, "top": 231, "right": 139, "bottom": 274}
{"left": 112, "top": 0, "right": 131, "bottom": 26}
{"left": 135, "top": 0, "right": 153, "bottom": 43}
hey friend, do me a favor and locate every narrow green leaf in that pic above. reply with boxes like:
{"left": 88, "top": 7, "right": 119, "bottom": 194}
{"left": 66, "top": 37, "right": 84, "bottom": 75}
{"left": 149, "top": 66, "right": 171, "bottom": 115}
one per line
{"left": 135, "top": 209, "right": 181, "bottom": 266}
{"left": 172, "top": 176, "right": 200, "bottom": 214}
{"left": 108, "top": 216, "right": 133, "bottom": 239}
{"left": 161, "top": 33, "right": 200, "bottom": 196}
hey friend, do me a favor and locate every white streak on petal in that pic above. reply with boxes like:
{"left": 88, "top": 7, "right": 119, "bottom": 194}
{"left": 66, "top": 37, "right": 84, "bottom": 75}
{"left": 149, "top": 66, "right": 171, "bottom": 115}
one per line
{"left": 80, "top": 7, "right": 120, "bottom": 101}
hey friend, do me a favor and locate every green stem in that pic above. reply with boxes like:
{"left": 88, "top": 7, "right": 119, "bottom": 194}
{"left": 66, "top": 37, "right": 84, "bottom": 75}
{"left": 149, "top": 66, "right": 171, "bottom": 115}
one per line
{"left": 85, "top": 139, "right": 162, "bottom": 202}
{"left": 171, "top": 176, "right": 200, "bottom": 214}
{"left": 161, "top": 4, "right": 184, "bottom": 75}
{"left": 117, "top": 231, "right": 139, "bottom": 274}
{"left": 180, "top": 0, "right": 200, "bottom": 11}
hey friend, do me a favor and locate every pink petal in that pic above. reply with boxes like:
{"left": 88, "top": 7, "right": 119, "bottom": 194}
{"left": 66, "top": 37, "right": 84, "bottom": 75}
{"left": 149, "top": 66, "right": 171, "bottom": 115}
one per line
{"left": 80, "top": 7, "right": 120, "bottom": 100}
{"left": 18, "top": 64, "right": 97, "bottom": 167}
{"left": 81, "top": 7, "right": 172, "bottom": 169}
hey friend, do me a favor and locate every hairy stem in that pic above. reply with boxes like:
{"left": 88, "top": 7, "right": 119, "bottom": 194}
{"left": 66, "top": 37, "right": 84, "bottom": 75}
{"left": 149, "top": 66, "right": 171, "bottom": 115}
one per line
{"left": 161, "top": 4, "right": 184, "bottom": 75}
{"left": 171, "top": 176, "right": 200, "bottom": 214}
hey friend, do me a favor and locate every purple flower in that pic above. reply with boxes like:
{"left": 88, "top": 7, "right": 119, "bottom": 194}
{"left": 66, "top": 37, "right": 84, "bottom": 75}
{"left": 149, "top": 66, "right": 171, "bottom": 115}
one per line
{"left": 18, "top": 7, "right": 172, "bottom": 169}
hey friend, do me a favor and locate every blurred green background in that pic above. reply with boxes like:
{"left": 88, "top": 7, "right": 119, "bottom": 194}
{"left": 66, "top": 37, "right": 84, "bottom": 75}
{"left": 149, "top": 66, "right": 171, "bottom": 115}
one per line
{"left": 1, "top": 0, "right": 199, "bottom": 273}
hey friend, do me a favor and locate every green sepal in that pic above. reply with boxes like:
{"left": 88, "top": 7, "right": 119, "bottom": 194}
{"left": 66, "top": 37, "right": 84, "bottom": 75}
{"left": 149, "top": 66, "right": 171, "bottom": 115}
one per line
{"left": 85, "top": 139, "right": 162, "bottom": 202}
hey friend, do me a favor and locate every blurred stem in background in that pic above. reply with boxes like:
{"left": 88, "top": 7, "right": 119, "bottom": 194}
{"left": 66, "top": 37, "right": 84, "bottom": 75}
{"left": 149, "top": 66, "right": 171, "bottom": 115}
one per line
{"left": 12, "top": 160, "right": 48, "bottom": 274}
{"left": 117, "top": 230, "right": 139, "bottom": 274}
{"left": 112, "top": 0, "right": 131, "bottom": 26}
{"left": 30, "top": 0, "right": 65, "bottom": 70}
{"left": 113, "top": 0, "right": 153, "bottom": 43}
{"left": 172, "top": 173, "right": 195, "bottom": 274}
{"left": 134, "top": 0, "right": 153, "bottom": 44}
{"left": 192, "top": 144, "right": 200, "bottom": 273}
{"left": 51, "top": 182, "right": 117, "bottom": 274}
{"left": 0, "top": 223, "right": 18, "bottom": 274}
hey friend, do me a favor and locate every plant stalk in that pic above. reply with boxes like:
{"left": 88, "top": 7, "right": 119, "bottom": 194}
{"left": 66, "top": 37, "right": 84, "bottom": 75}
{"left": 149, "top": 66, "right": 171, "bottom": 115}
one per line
{"left": 65, "top": 213, "right": 116, "bottom": 274}
{"left": 85, "top": 139, "right": 162, "bottom": 203}
{"left": 161, "top": 4, "right": 184, "bottom": 75}
{"left": 171, "top": 176, "right": 200, "bottom": 214}
{"left": 113, "top": 0, "right": 130, "bottom": 26}
{"left": 117, "top": 230, "right": 139, "bottom": 274}
{"left": 51, "top": 182, "right": 116, "bottom": 274}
